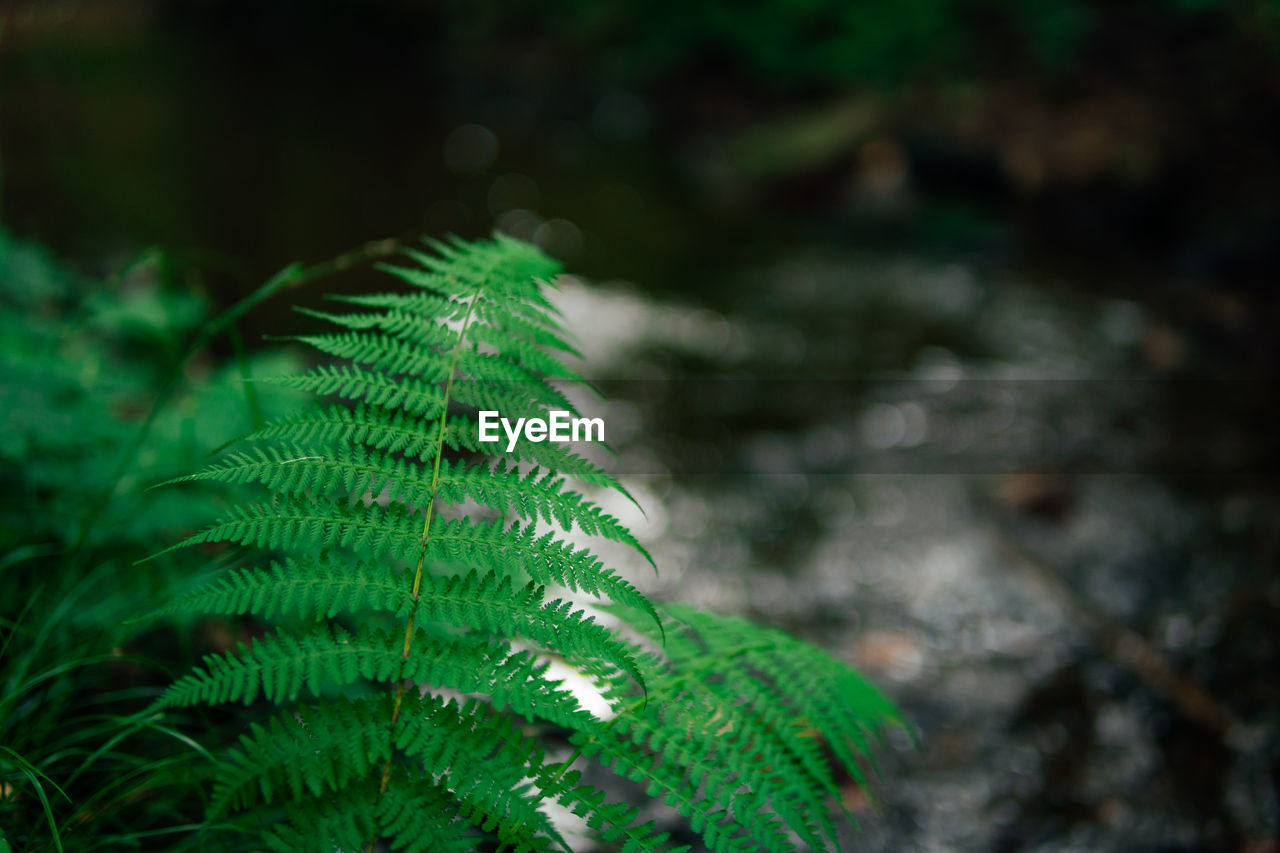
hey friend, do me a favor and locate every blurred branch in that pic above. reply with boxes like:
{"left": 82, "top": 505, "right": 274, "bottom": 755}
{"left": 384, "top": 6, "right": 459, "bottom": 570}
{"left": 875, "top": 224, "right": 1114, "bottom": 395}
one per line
{"left": 227, "top": 324, "right": 264, "bottom": 430}
{"left": 726, "top": 96, "right": 883, "bottom": 179}
{"left": 992, "top": 531, "right": 1245, "bottom": 744}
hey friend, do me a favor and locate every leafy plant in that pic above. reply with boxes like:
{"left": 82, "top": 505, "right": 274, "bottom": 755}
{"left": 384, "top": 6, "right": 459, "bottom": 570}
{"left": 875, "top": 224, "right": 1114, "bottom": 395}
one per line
{"left": 150, "top": 234, "right": 902, "bottom": 851}
{"left": 0, "top": 228, "right": 310, "bottom": 851}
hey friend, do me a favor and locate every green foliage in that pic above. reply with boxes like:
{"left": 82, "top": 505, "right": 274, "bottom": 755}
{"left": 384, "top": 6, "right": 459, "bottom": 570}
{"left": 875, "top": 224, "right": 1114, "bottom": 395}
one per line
{"left": 0, "top": 229, "right": 309, "bottom": 851}
{"left": 0, "top": 232, "right": 307, "bottom": 555}
{"left": 153, "top": 233, "right": 903, "bottom": 850}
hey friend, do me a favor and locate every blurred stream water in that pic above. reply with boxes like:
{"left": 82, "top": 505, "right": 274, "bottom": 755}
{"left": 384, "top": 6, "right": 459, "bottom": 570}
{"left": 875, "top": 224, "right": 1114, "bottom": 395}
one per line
{"left": 550, "top": 254, "right": 1280, "bottom": 852}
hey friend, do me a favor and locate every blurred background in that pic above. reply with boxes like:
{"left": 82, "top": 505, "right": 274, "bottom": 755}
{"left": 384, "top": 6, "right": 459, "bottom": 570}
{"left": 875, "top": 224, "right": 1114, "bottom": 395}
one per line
{"left": 2, "top": 1, "right": 1278, "bottom": 850}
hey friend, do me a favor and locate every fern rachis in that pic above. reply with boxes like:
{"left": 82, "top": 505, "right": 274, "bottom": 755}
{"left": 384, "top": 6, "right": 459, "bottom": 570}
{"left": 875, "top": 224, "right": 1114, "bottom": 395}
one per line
{"left": 151, "top": 234, "right": 902, "bottom": 851}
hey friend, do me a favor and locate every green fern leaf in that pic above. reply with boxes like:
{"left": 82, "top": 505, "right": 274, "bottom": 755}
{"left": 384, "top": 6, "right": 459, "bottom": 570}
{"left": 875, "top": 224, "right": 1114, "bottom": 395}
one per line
{"left": 414, "top": 570, "right": 645, "bottom": 689}
{"left": 296, "top": 305, "right": 461, "bottom": 351}
{"left": 240, "top": 403, "right": 441, "bottom": 461}
{"left": 424, "top": 516, "right": 658, "bottom": 624}
{"left": 287, "top": 329, "right": 453, "bottom": 378}
{"left": 434, "top": 458, "right": 651, "bottom": 560}
{"left": 165, "top": 497, "right": 425, "bottom": 560}
{"left": 152, "top": 557, "right": 414, "bottom": 621}
{"left": 260, "top": 363, "right": 445, "bottom": 416}
{"left": 211, "top": 695, "right": 391, "bottom": 816}
{"left": 394, "top": 694, "right": 570, "bottom": 851}
{"left": 152, "top": 234, "right": 900, "bottom": 851}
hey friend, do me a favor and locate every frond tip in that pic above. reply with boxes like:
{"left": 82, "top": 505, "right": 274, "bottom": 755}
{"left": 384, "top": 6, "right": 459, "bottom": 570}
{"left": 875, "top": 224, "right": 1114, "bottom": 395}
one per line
{"left": 152, "top": 233, "right": 902, "bottom": 851}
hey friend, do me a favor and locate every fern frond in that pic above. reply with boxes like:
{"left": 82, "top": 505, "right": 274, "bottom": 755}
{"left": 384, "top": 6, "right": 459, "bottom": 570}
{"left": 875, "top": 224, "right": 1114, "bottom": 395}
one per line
{"left": 164, "top": 497, "right": 425, "bottom": 560}
{"left": 153, "top": 234, "right": 900, "bottom": 851}
{"left": 171, "top": 442, "right": 434, "bottom": 507}
{"left": 541, "top": 768, "right": 691, "bottom": 853}
{"left": 388, "top": 235, "right": 561, "bottom": 314}
{"left": 371, "top": 771, "right": 494, "bottom": 853}
{"left": 238, "top": 404, "right": 441, "bottom": 460}
{"left": 296, "top": 305, "right": 461, "bottom": 351}
{"left": 578, "top": 703, "right": 801, "bottom": 853}
{"left": 258, "top": 363, "right": 446, "bottom": 416}
{"left": 223, "top": 694, "right": 568, "bottom": 851}
{"left": 414, "top": 570, "right": 645, "bottom": 689}
{"left": 259, "top": 774, "right": 480, "bottom": 853}
{"left": 159, "top": 625, "right": 391, "bottom": 707}
{"left": 338, "top": 289, "right": 581, "bottom": 357}
{"left": 394, "top": 637, "right": 606, "bottom": 730}
{"left": 657, "top": 603, "right": 901, "bottom": 783}
{"left": 260, "top": 784, "right": 379, "bottom": 852}
{"left": 326, "top": 290, "right": 471, "bottom": 325}
{"left": 467, "top": 323, "right": 591, "bottom": 385}
{"left": 286, "top": 329, "right": 452, "bottom": 379}
{"left": 425, "top": 516, "right": 658, "bottom": 625}
{"left": 152, "top": 557, "right": 414, "bottom": 621}
{"left": 210, "top": 695, "right": 391, "bottom": 816}
{"left": 161, "top": 624, "right": 602, "bottom": 728}
{"left": 577, "top": 602, "right": 903, "bottom": 853}
{"left": 434, "top": 458, "right": 651, "bottom": 559}
{"left": 394, "top": 694, "right": 570, "bottom": 851}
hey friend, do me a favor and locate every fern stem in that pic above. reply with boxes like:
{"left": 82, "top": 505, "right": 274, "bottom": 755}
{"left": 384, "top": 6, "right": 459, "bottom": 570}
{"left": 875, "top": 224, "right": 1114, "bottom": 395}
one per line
{"left": 400, "top": 283, "right": 479, "bottom": 667}
{"left": 369, "top": 270, "right": 486, "bottom": 851}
